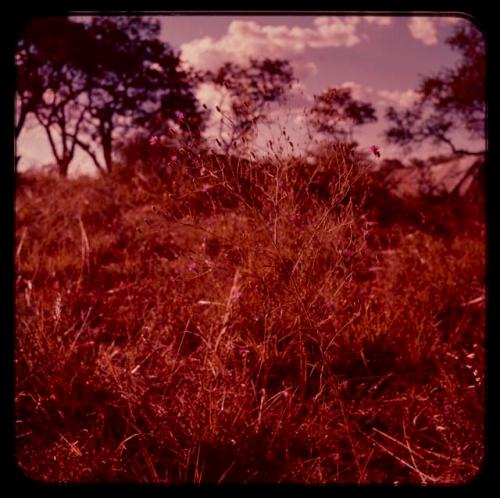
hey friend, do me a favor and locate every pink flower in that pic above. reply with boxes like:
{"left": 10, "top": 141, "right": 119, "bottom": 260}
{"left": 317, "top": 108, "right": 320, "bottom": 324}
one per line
{"left": 171, "top": 155, "right": 178, "bottom": 162}
{"left": 149, "top": 135, "right": 159, "bottom": 146}
{"left": 370, "top": 145, "right": 381, "bottom": 158}
{"left": 202, "top": 183, "right": 211, "bottom": 192}
{"left": 177, "top": 111, "right": 186, "bottom": 122}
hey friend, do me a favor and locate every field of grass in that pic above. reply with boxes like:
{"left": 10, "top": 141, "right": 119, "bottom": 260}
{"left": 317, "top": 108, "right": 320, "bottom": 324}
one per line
{"left": 14, "top": 145, "right": 485, "bottom": 484}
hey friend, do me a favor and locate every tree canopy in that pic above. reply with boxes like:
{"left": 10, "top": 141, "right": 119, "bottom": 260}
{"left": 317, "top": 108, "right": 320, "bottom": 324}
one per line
{"left": 385, "top": 22, "right": 485, "bottom": 157}
{"left": 206, "top": 58, "right": 294, "bottom": 153}
{"left": 15, "top": 17, "right": 91, "bottom": 176}
{"left": 15, "top": 16, "right": 204, "bottom": 176}
{"left": 308, "top": 86, "right": 377, "bottom": 144}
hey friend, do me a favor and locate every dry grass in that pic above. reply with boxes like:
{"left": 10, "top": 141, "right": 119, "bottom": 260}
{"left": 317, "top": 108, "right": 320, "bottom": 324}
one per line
{"left": 15, "top": 145, "right": 485, "bottom": 484}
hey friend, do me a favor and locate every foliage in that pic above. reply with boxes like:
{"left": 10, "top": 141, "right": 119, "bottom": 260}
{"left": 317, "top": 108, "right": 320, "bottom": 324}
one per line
{"left": 15, "top": 17, "right": 90, "bottom": 176}
{"left": 206, "top": 58, "right": 294, "bottom": 152}
{"left": 77, "top": 17, "right": 204, "bottom": 173}
{"left": 385, "top": 22, "right": 485, "bottom": 157}
{"left": 15, "top": 16, "right": 204, "bottom": 176}
{"left": 308, "top": 87, "right": 377, "bottom": 143}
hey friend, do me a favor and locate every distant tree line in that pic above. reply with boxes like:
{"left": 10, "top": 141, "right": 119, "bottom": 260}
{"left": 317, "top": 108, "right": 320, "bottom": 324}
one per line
{"left": 15, "top": 17, "right": 485, "bottom": 178}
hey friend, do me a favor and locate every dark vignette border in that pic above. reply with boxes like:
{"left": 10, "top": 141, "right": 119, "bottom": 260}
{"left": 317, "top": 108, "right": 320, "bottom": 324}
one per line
{"left": 2, "top": 2, "right": 496, "bottom": 496}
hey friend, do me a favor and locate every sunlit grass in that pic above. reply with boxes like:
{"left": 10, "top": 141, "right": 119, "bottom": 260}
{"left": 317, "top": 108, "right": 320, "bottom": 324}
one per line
{"left": 15, "top": 144, "right": 484, "bottom": 484}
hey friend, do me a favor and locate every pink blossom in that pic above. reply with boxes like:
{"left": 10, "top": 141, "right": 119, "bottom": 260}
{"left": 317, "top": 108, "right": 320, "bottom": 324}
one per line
{"left": 149, "top": 135, "right": 159, "bottom": 146}
{"left": 171, "top": 155, "right": 178, "bottom": 162}
{"left": 370, "top": 145, "right": 381, "bottom": 158}
{"left": 177, "top": 111, "right": 186, "bottom": 122}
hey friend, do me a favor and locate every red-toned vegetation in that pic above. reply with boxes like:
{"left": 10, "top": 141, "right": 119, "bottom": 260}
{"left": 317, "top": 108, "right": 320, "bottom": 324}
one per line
{"left": 15, "top": 145, "right": 485, "bottom": 483}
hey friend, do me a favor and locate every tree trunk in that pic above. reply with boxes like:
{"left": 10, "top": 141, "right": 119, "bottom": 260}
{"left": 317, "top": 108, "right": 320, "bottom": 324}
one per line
{"left": 58, "top": 157, "right": 70, "bottom": 178}
{"left": 103, "top": 144, "right": 113, "bottom": 173}
{"left": 101, "top": 123, "right": 113, "bottom": 173}
{"left": 15, "top": 107, "right": 28, "bottom": 139}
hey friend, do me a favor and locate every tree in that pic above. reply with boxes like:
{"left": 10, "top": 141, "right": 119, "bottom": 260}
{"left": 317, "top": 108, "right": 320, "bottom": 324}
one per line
{"left": 75, "top": 16, "right": 205, "bottom": 173}
{"left": 308, "top": 86, "right": 377, "bottom": 144}
{"left": 385, "top": 22, "right": 485, "bottom": 157}
{"left": 16, "top": 16, "right": 205, "bottom": 177}
{"left": 206, "top": 58, "right": 294, "bottom": 153}
{"left": 15, "top": 24, "right": 44, "bottom": 140}
{"left": 15, "top": 17, "right": 90, "bottom": 176}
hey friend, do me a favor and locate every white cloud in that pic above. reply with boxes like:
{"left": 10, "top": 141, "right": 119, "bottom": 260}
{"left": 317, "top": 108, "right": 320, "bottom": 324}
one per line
{"left": 408, "top": 17, "right": 439, "bottom": 45}
{"left": 196, "top": 82, "right": 231, "bottom": 113}
{"left": 180, "top": 17, "right": 376, "bottom": 74}
{"left": 309, "top": 16, "right": 361, "bottom": 48}
{"left": 408, "top": 17, "right": 438, "bottom": 46}
{"left": 194, "top": 82, "right": 232, "bottom": 142}
{"left": 408, "top": 16, "right": 473, "bottom": 46}
{"left": 288, "top": 81, "right": 314, "bottom": 107}
{"left": 339, "top": 81, "right": 375, "bottom": 101}
{"left": 320, "top": 82, "right": 419, "bottom": 111}
{"left": 441, "top": 16, "right": 463, "bottom": 25}
{"left": 364, "top": 16, "right": 392, "bottom": 26}
{"left": 378, "top": 88, "right": 419, "bottom": 108}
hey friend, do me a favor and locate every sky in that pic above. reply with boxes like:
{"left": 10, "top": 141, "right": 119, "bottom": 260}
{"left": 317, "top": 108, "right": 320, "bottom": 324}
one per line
{"left": 16, "top": 14, "right": 485, "bottom": 176}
